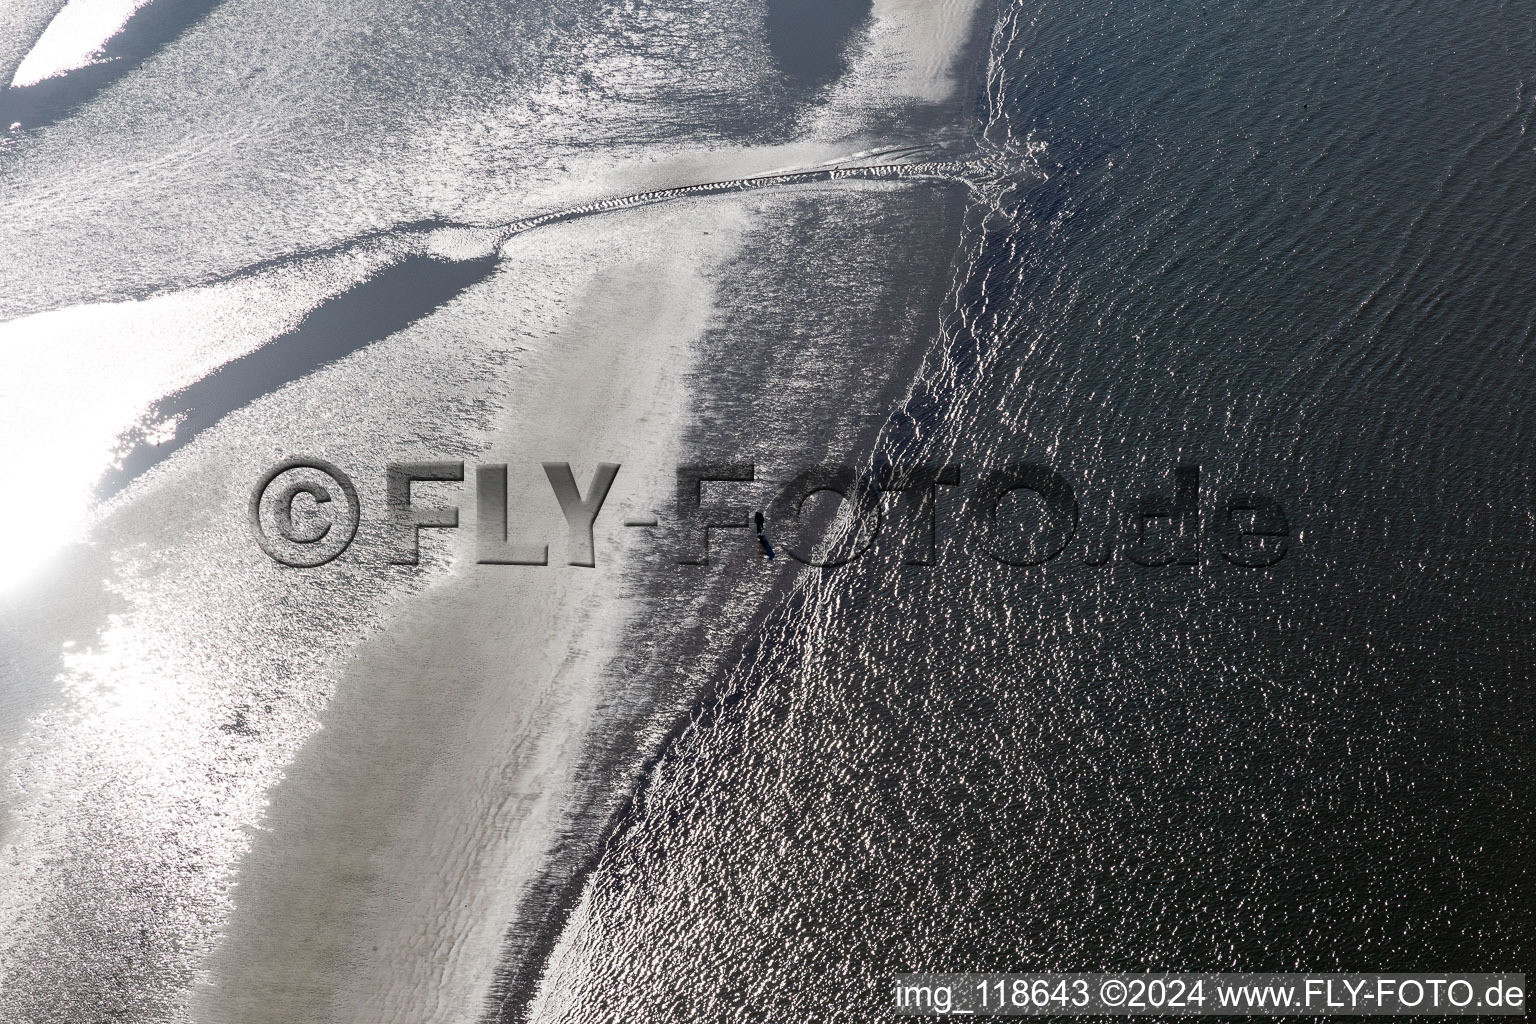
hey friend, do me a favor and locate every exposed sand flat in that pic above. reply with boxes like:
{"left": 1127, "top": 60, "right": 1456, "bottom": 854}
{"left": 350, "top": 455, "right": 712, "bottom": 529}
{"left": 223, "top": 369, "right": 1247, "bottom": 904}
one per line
{"left": 191, "top": 168, "right": 972, "bottom": 1022}
{"left": 193, "top": 202, "right": 746, "bottom": 1024}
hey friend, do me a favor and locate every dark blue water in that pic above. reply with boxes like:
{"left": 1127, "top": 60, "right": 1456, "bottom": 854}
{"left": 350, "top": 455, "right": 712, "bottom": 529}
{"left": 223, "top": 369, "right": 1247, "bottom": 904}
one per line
{"left": 520, "top": 0, "right": 1536, "bottom": 1017}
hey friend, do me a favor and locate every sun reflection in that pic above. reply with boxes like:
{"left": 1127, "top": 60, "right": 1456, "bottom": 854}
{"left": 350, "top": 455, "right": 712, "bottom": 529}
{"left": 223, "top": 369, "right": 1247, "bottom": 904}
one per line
{"left": 0, "top": 303, "right": 160, "bottom": 593}
{"left": 0, "top": 247, "right": 393, "bottom": 595}
{"left": 10, "top": 0, "right": 149, "bottom": 88}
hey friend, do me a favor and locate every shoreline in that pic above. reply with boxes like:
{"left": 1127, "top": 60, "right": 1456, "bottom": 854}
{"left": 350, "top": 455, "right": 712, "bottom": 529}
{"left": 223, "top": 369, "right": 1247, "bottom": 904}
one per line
{"left": 487, "top": 179, "right": 978, "bottom": 1023}
{"left": 476, "top": 2, "right": 1004, "bottom": 1019}
{"left": 498, "top": 0, "right": 1002, "bottom": 992}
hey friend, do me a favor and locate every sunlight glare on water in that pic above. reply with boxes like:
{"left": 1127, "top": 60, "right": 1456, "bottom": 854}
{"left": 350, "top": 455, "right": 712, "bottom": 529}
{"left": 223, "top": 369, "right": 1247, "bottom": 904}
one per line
{"left": 0, "top": 249, "right": 395, "bottom": 594}
{"left": 10, "top": 0, "right": 148, "bottom": 87}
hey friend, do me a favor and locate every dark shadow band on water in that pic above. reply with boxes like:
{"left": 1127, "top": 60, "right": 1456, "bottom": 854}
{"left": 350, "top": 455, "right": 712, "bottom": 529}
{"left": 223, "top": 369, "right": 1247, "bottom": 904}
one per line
{"left": 0, "top": 0, "right": 226, "bottom": 132}
{"left": 97, "top": 253, "right": 498, "bottom": 499}
{"left": 764, "top": 0, "right": 874, "bottom": 95}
